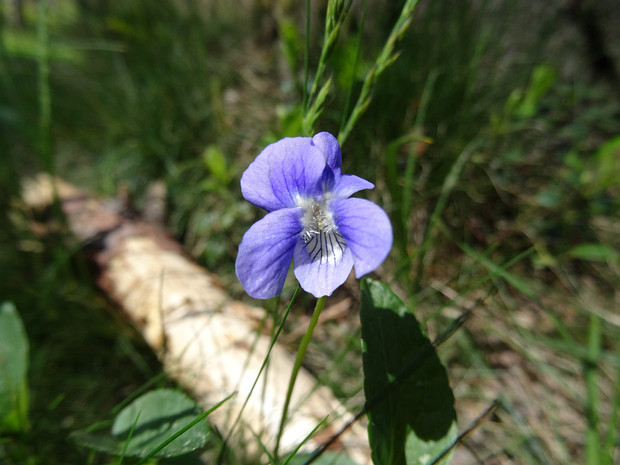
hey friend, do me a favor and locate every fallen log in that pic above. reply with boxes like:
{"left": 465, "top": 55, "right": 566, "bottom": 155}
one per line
{"left": 21, "top": 173, "right": 370, "bottom": 464}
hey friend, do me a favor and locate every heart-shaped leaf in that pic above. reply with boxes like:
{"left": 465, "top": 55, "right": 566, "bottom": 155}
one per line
{"left": 360, "top": 279, "right": 457, "bottom": 465}
{"left": 111, "top": 389, "right": 210, "bottom": 458}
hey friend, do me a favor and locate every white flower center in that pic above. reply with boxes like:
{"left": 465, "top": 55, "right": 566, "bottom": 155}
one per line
{"left": 299, "top": 199, "right": 346, "bottom": 265}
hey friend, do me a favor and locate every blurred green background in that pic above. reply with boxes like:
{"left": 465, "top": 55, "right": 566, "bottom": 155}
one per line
{"left": 1, "top": 0, "right": 619, "bottom": 464}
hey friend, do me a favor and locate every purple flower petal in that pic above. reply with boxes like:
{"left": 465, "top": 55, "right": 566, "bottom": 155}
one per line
{"left": 269, "top": 139, "right": 326, "bottom": 207}
{"left": 240, "top": 148, "right": 282, "bottom": 212}
{"left": 321, "top": 165, "right": 336, "bottom": 193}
{"left": 331, "top": 198, "right": 393, "bottom": 277}
{"left": 312, "top": 132, "right": 342, "bottom": 174}
{"left": 311, "top": 132, "right": 373, "bottom": 198}
{"left": 237, "top": 131, "right": 393, "bottom": 300}
{"left": 293, "top": 238, "right": 354, "bottom": 298}
{"left": 241, "top": 137, "right": 325, "bottom": 211}
{"left": 331, "top": 174, "right": 374, "bottom": 199}
{"left": 236, "top": 208, "right": 303, "bottom": 299}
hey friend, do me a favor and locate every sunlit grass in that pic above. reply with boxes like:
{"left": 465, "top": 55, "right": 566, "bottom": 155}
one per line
{"left": 1, "top": 0, "right": 619, "bottom": 464}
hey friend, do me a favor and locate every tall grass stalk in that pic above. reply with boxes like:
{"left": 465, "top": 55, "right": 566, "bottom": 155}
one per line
{"left": 302, "top": 0, "right": 352, "bottom": 136}
{"left": 338, "top": 0, "right": 367, "bottom": 133}
{"left": 281, "top": 416, "right": 328, "bottom": 465}
{"left": 36, "top": 0, "right": 52, "bottom": 175}
{"left": 338, "top": 0, "right": 420, "bottom": 145}
{"left": 308, "top": 0, "right": 352, "bottom": 101}
{"left": 117, "top": 412, "right": 141, "bottom": 465}
{"left": 413, "top": 139, "right": 480, "bottom": 293}
{"left": 302, "top": 0, "right": 311, "bottom": 114}
{"left": 36, "top": 0, "right": 64, "bottom": 224}
{"left": 219, "top": 286, "right": 300, "bottom": 464}
{"left": 442, "top": 228, "right": 540, "bottom": 304}
{"left": 0, "top": 10, "right": 19, "bottom": 131}
{"left": 401, "top": 70, "right": 437, "bottom": 230}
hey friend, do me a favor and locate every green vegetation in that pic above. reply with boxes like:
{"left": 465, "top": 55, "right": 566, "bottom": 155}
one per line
{"left": 1, "top": 0, "right": 618, "bottom": 464}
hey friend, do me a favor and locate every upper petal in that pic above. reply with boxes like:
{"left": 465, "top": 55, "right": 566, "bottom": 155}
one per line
{"left": 236, "top": 208, "right": 303, "bottom": 299}
{"left": 331, "top": 198, "right": 392, "bottom": 277}
{"left": 312, "top": 132, "right": 342, "bottom": 174}
{"left": 269, "top": 139, "right": 326, "bottom": 208}
{"left": 241, "top": 137, "right": 325, "bottom": 211}
{"left": 311, "top": 132, "right": 374, "bottom": 199}
{"left": 293, "top": 238, "right": 354, "bottom": 298}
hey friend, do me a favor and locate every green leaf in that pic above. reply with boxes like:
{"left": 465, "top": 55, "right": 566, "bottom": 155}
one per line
{"left": 72, "top": 391, "right": 234, "bottom": 459}
{"left": 202, "top": 144, "right": 231, "bottom": 185}
{"left": 565, "top": 243, "right": 620, "bottom": 263}
{"left": 515, "top": 64, "right": 556, "bottom": 119}
{"left": 0, "top": 302, "right": 29, "bottom": 433}
{"left": 581, "top": 136, "right": 620, "bottom": 195}
{"left": 111, "top": 389, "right": 209, "bottom": 458}
{"left": 360, "top": 280, "right": 457, "bottom": 465}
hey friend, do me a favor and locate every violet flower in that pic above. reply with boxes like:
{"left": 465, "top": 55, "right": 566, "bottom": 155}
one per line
{"left": 235, "top": 132, "right": 392, "bottom": 299}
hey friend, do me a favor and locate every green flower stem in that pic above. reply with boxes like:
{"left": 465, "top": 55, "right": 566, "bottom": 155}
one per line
{"left": 274, "top": 295, "right": 327, "bottom": 462}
